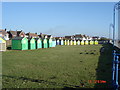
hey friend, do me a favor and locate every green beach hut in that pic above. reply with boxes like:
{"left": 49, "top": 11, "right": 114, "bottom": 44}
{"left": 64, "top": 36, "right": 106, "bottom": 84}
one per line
{"left": 48, "top": 36, "right": 53, "bottom": 48}
{"left": 28, "top": 37, "right": 36, "bottom": 50}
{"left": 12, "top": 37, "right": 28, "bottom": 50}
{"left": 52, "top": 38, "right": 56, "bottom": 47}
{"left": 43, "top": 36, "right": 48, "bottom": 48}
{"left": 35, "top": 38, "right": 42, "bottom": 49}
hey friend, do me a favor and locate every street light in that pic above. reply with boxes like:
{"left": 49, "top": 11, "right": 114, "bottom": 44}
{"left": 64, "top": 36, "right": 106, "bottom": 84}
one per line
{"left": 113, "top": 1, "right": 120, "bottom": 48}
{"left": 109, "top": 23, "right": 114, "bottom": 40}
{"left": 112, "top": 1, "right": 120, "bottom": 89}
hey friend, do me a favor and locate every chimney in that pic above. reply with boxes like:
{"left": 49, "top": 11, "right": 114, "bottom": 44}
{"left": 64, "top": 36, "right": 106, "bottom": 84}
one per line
{"left": 40, "top": 33, "right": 42, "bottom": 35}
{"left": 5, "top": 28, "right": 7, "bottom": 31}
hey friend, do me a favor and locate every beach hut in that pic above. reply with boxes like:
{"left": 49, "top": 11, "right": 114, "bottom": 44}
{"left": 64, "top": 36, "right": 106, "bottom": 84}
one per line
{"left": 28, "top": 37, "right": 36, "bottom": 50}
{"left": 73, "top": 40, "right": 76, "bottom": 45}
{"left": 56, "top": 39, "right": 59, "bottom": 45}
{"left": 85, "top": 40, "right": 89, "bottom": 45}
{"left": 67, "top": 40, "right": 70, "bottom": 45}
{"left": 95, "top": 40, "right": 98, "bottom": 45}
{"left": 61, "top": 39, "right": 64, "bottom": 45}
{"left": 90, "top": 40, "right": 94, "bottom": 45}
{"left": 35, "top": 38, "right": 42, "bottom": 49}
{"left": 12, "top": 37, "right": 28, "bottom": 50}
{"left": 81, "top": 40, "right": 84, "bottom": 45}
{"left": 59, "top": 40, "right": 61, "bottom": 45}
{"left": 64, "top": 40, "right": 67, "bottom": 45}
{"left": 48, "top": 37, "right": 53, "bottom": 48}
{"left": 52, "top": 39, "right": 56, "bottom": 47}
{"left": 43, "top": 37, "right": 48, "bottom": 48}
{"left": 77, "top": 40, "right": 80, "bottom": 45}
{"left": 0, "top": 37, "right": 6, "bottom": 51}
{"left": 70, "top": 40, "right": 73, "bottom": 45}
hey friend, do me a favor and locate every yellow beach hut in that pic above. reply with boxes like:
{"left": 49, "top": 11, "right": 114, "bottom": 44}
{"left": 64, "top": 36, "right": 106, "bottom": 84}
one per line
{"left": 0, "top": 37, "right": 6, "bottom": 51}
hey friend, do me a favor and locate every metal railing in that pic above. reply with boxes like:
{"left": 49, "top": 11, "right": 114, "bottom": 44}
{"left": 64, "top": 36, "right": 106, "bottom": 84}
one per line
{"left": 112, "top": 51, "right": 120, "bottom": 89}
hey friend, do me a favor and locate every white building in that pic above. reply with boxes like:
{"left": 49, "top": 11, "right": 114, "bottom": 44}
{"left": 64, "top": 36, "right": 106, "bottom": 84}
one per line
{"left": 0, "top": 29, "right": 9, "bottom": 40}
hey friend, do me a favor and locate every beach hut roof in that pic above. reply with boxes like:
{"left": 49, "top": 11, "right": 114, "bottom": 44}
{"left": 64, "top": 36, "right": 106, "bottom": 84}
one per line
{"left": 12, "top": 37, "right": 25, "bottom": 40}
{"left": 0, "top": 36, "right": 6, "bottom": 40}
{"left": 7, "top": 30, "right": 17, "bottom": 36}
{"left": 27, "top": 37, "right": 36, "bottom": 41}
{"left": 34, "top": 38, "right": 41, "bottom": 41}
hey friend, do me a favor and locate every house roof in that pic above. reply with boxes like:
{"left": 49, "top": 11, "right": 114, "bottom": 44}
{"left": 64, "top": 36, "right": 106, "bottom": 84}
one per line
{"left": 8, "top": 30, "right": 17, "bottom": 36}
{"left": 65, "top": 36, "right": 72, "bottom": 38}
{"left": 47, "top": 35, "right": 52, "bottom": 38}
{"left": 38, "top": 33, "right": 47, "bottom": 39}
{"left": 75, "top": 34, "right": 83, "bottom": 38}
{"left": 0, "top": 29, "right": 8, "bottom": 35}
{"left": 26, "top": 33, "right": 38, "bottom": 37}
{"left": 16, "top": 30, "right": 25, "bottom": 36}
{"left": 83, "top": 35, "right": 87, "bottom": 38}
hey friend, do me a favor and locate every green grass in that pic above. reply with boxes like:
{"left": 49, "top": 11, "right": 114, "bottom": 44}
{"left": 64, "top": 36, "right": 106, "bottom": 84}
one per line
{"left": 2, "top": 44, "right": 113, "bottom": 88}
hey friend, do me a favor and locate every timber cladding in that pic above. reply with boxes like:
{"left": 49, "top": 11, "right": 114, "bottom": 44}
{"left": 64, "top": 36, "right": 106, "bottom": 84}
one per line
{"left": 6, "top": 40, "right": 11, "bottom": 47}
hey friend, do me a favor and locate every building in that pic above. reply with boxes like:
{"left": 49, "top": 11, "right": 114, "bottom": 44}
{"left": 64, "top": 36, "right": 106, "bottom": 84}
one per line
{"left": 16, "top": 30, "right": 26, "bottom": 37}
{"left": 38, "top": 33, "right": 47, "bottom": 39}
{"left": 26, "top": 32, "right": 39, "bottom": 38}
{"left": 74, "top": 34, "right": 92, "bottom": 40}
{"left": 92, "top": 36, "right": 100, "bottom": 40}
{"left": 7, "top": 30, "right": 17, "bottom": 39}
{"left": 74, "top": 34, "right": 83, "bottom": 40}
{"left": 0, "top": 29, "right": 9, "bottom": 40}
{"left": 65, "top": 35, "right": 74, "bottom": 40}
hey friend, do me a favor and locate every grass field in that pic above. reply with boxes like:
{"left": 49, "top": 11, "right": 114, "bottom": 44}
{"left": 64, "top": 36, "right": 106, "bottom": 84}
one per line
{"left": 2, "top": 44, "right": 113, "bottom": 88}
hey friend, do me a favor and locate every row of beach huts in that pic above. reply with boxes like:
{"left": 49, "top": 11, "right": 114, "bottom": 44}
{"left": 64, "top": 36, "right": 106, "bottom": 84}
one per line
{"left": 0, "top": 29, "right": 100, "bottom": 51}
{"left": 0, "top": 36, "right": 98, "bottom": 51}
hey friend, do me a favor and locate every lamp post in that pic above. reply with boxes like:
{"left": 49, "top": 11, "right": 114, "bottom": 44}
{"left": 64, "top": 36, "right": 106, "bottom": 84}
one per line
{"left": 109, "top": 23, "right": 114, "bottom": 40}
{"left": 113, "top": 1, "right": 120, "bottom": 48}
{"left": 112, "top": 1, "right": 120, "bottom": 89}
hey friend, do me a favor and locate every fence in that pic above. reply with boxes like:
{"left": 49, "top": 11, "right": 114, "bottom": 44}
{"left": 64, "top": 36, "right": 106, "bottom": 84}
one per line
{"left": 112, "top": 50, "right": 120, "bottom": 89}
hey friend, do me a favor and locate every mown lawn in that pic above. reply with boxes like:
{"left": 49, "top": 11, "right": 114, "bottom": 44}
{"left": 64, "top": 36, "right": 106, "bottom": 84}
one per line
{"left": 2, "top": 44, "right": 113, "bottom": 88}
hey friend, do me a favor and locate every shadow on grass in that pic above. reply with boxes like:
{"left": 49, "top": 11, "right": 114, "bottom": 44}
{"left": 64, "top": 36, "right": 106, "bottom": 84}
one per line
{"left": 94, "top": 43, "right": 113, "bottom": 88}
{"left": 2, "top": 75, "right": 81, "bottom": 89}
{"left": 6, "top": 46, "right": 11, "bottom": 50}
